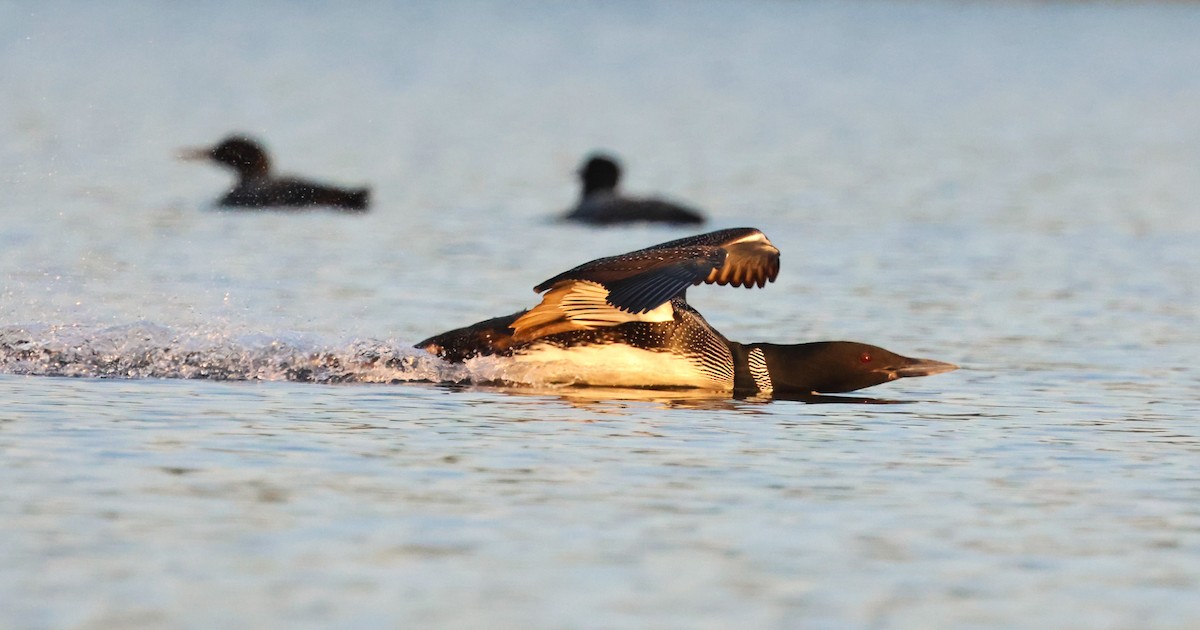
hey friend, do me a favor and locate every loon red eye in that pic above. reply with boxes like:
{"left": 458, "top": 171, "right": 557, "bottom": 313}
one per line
{"left": 859, "top": 352, "right": 872, "bottom": 364}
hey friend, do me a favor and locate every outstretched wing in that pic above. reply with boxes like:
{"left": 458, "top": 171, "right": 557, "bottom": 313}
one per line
{"left": 531, "top": 227, "right": 780, "bottom": 314}
{"left": 700, "top": 228, "right": 781, "bottom": 288}
{"left": 510, "top": 280, "right": 675, "bottom": 342}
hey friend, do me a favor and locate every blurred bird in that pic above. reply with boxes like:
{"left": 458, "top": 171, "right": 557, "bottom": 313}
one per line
{"left": 563, "top": 153, "right": 705, "bottom": 225}
{"left": 179, "top": 135, "right": 370, "bottom": 211}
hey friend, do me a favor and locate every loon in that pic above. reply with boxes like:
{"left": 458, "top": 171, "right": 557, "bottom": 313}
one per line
{"left": 416, "top": 228, "right": 957, "bottom": 396}
{"left": 563, "top": 153, "right": 706, "bottom": 226}
{"left": 179, "top": 135, "right": 370, "bottom": 211}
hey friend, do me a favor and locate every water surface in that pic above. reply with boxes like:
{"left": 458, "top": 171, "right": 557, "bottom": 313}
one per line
{"left": 2, "top": 1, "right": 1199, "bottom": 628}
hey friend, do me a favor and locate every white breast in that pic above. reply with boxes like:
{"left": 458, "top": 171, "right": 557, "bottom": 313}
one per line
{"left": 463, "top": 343, "right": 732, "bottom": 390}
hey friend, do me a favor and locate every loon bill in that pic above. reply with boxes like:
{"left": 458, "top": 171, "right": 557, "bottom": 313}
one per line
{"left": 416, "top": 227, "right": 957, "bottom": 395}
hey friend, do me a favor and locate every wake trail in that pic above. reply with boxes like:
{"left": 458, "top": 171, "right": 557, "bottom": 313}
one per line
{"left": 0, "top": 322, "right": 463, "bottom": 384}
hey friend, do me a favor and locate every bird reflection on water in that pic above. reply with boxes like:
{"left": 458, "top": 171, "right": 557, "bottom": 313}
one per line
{"left": 431, "top": 382, "right": 916, "bottom": 411}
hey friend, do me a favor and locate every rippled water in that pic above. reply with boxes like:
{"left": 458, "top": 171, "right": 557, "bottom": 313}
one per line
{"left": 3, "top": 1, "right": 1200, "bottom": 628}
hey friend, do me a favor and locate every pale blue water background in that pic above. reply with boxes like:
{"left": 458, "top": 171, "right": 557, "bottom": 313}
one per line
{"left": 2, "top": 1, "right": 1200, "bottom": 628}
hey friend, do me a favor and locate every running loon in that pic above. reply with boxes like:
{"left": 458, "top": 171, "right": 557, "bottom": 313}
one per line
{"left": 416, "top": 228, "right": 957, "bottom": 396}
{"left": 563, "top": 154, "right": 706, "bottom": 226}
{"left": 179, "top": 135, "right": 370, "bottom": 211}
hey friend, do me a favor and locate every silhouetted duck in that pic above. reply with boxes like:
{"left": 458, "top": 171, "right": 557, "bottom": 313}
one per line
{"left": 563, "top": 153, "right": 705, "bottom": 225}
{"left": 417, "top": 228, "right": 957, "bottom": 396}
{"left": 180, "top": 135, "right": 370, "bottom": 211}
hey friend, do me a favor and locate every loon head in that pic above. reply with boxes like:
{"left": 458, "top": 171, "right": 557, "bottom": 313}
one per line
{"left": 578, "top": 153, "right": 622, "bottom": 196}
{"left": 180, "top": 135, "right": 271, "bottom": 180}
{"left": 748, "top": 341, "right": 958, "bottom": 394}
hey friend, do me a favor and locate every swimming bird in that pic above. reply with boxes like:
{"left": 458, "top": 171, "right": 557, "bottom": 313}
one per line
{"left": 416, "top": 228, "right": 957, "bottom": 396}
{"left": 563, "top": 153, "right": 705, "bottom": 225}
{"left": 179, "top": 135, "right": 370, "bottom": 211}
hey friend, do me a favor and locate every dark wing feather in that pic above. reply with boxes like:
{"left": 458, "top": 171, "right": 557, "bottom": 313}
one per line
{"left": 703, "top": 231, "right": 781, "bottom": 288}
{"left": 531, "top": 227, "right": 780, "bottom": 314}
{"left": 624, "top": 227, "right": 769, "bottom": 251}
{"left": 533, "top": 228, "right": 763, "bottom": 291}
{"left": 604, "top": 255, "right": 718, "bottom": 314}
{"left": 532, "top": 247, "right": 709, "bottom": 292}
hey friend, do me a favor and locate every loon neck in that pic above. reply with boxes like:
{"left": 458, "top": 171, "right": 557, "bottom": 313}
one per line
{"left": 730, "top": 341, "right": 870, "bottom": 395}
{"left": 729, "top": 341, "right": 958, "bottom": 395}
{"left": 582, "top": 181, "right": 616, "bottom": 198}
{"left": 233, "top": 159, "right": 270, "bottom": 182}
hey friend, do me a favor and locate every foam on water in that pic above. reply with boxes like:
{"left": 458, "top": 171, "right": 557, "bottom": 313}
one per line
{"left": 0, "top": 322, "right": 461, "bottom": 384}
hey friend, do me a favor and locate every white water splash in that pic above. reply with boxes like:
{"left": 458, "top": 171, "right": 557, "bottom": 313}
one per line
{"left": 0, "top": 322, "right": 464, "bottom": 384}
